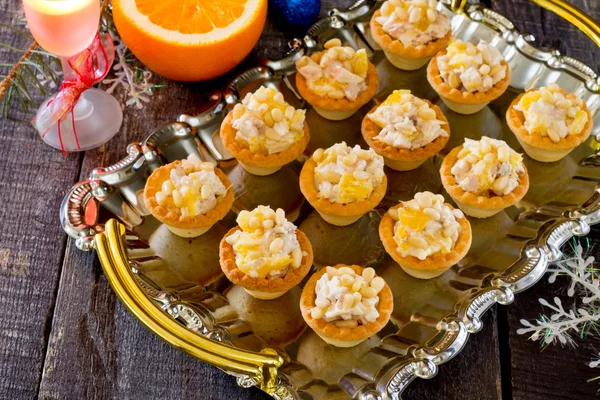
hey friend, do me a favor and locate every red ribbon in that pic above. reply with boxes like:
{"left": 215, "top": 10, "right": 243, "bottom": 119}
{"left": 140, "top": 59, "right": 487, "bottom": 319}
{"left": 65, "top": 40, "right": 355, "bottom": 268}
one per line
{"left": 36, "top": 32, "right": 115, "bottom": 155}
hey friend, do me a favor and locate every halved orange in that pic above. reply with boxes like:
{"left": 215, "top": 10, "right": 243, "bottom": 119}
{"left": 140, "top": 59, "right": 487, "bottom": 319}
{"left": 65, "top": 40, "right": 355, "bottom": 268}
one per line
{"left": 113, "top": 0, "right": 267, "bottom": 81}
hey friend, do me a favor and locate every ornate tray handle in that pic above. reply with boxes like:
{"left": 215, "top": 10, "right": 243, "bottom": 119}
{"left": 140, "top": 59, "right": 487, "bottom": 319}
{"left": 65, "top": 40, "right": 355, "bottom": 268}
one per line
{"left": 96, "top": 219, "right": 285, "bottom": 394}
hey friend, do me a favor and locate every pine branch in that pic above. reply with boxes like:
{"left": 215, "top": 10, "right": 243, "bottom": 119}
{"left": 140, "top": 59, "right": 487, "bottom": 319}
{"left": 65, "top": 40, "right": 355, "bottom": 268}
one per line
{"left": 0, "top": 40, "right": 60, "bottom": 118}
{"left": 519, "top": 239, "right": 600, "bottom": 385}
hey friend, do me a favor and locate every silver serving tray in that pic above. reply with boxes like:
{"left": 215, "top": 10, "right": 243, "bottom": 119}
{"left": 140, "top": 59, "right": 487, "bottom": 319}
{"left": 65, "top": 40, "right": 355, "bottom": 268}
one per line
{"left": 61, "top": 1, "right": 600, "bottom": 398}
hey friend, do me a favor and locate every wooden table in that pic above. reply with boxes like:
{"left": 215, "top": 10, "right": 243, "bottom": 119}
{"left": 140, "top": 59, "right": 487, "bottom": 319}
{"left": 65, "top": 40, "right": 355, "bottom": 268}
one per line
{"left": 1, "top": 0, "right": 599, "bottom": 399}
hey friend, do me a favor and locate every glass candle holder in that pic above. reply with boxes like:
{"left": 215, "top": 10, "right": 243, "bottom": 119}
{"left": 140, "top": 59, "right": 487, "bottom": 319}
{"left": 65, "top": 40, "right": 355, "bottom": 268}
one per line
{"left": 23, "top": 0, "right": 123, "bottom": 152}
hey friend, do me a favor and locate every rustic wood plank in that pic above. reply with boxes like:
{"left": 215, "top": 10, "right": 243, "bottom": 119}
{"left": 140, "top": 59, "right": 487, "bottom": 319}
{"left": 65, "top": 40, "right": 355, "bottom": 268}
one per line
{"left": 0, "top": 1, "right": 83, "bottom": 399}
{"left": 491, "top": 1, "right": 600, "bottom": 399}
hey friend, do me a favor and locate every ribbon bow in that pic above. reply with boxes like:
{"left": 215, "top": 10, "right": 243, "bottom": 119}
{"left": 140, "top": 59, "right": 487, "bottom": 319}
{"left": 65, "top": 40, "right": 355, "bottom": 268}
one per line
{"left": 36, "top": 32, "right": 115, "bottom": 155}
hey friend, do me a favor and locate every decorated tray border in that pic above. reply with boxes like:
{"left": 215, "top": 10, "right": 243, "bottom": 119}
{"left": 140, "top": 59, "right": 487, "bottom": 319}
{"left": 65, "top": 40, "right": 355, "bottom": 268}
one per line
{"left": 60, "top": 0, "right": 600, "bottom": 398}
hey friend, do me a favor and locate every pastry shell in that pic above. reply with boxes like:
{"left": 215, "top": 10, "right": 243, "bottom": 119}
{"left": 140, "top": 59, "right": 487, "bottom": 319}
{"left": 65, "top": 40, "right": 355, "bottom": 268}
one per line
{"left": 379, "top": 203, "right": 472, "bottom": 279}
{"left": 440, "top": 145, "right": 529, "bottom": 218}
{"left": 144, "top": 162, "right": 234, "bottom": 236}
{"left": 220, "top": 112, "right": 311, "bottom": 175}
{"left": 295, "top": 51, "right": 378, "bottom": 119}
{"left": 299, "top": 158, "right": 387, "bottom": 226}
{"left": 506, "top": 89, "right": 593, "bottom": 162}
{"left": 219, "top": 226, "right": 314, "bottom": 300}
{"left": 361, "top": 101, "right": 450, "bottom": 171}
{"left": 369, "top": 10, "right": 451, "bottom": 70}
{"left": 427, "top": 52, "right": 510, "bottom": 114}
{"left": 299, "top": 264, "right": 393, "bottom": 347}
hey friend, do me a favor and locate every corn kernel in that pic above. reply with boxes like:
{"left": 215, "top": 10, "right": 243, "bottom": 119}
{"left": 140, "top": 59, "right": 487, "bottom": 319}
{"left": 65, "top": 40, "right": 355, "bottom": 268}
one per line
{"left": 427, "top": 8, "right": 436, "bottom": 22}
{"left": 254, "top": 90, "right": 268, "bottom": 102}
{"left": 555, "top": 99, "right": 571, "bottom": 109}
{"left": 370, "top": 277, "right": 385, "bottom": 294}
{"left": 269, "top": 238, "right": 284, "bottom": 253}
{"left": 233, "top": 103, "right": 245, "bottom": 119}
{"left": 271, "top": 108, "right": 283, "bottom": 122}
{"left": 155, "top": 192, "right": 167, "bottom": 206}
{"left": 362, "top": 267, "right": 376, "bottom": 283}
{"left": 343, "top": 153, "right": 357, "bottom": 166}
{"left": 409, "top": 7, "right": 421, "bottom": 23}
{"left": 338, "top": 266, "right": 355, "bottom": 275}
{"left": 335, "top": 319, "right": 358, "bottom": 328}
{"left": 323, "top": 171, "right": 341, "bottom": 183}
{"left": 262, "top": 219, "right": 274, "bottom": 230}
{"left": 489, "top": 64, "right": 503, "bottom": 76}
{"left": 172, "top": 190, "right": 183, "bottom": 207}
{"left": 395, "top": 6, "right": 409, "bottom": 20}
{"left": 312, "top": 148, "right": 324, "bottom": 163}
{"left": 263, "top": 112, "right": 274, "bottom": 127}
{"left": 327, "top": 90, "right": 345, "bottom": 99}
{"left": 311, "top": 307, "right": 324, "bottom": 319}
{"left": 449, "top": 72, "right": 460, "bottom": 89}
{"left": 342, "top": 293, "right": 354, "bottom": 310}
{"left": 418, "top": 107, "right": 436, "bottom": 120}
{"left": 273, "top": 92, "right": 284, "bottom": 104}
{"left": 201, "top": 185, "right": 212, "bottom": 200}
{"left": 292, "top": 248, "right": 303, "bottom": 268}
{"left": 324, "top": 38, "right": 342, "bottom": 49}
{"left": 248, "top": 216, "right": 261, "bottom": 230}
{"left": 541, "top": 89, "right": 555, "bottom": 104}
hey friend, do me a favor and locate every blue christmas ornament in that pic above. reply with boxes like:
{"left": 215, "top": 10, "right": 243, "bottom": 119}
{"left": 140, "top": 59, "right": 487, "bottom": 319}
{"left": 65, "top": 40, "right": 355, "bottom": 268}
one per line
{"left": 269, "top": 0, "right": 321, "bottom": 32}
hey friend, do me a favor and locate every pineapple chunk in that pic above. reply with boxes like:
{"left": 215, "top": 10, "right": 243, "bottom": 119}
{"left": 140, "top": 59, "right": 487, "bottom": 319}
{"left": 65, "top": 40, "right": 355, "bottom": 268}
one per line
{"left": 395, "top": 224, "right": 409, "bottom": 239}
{"left": 450, "top": 40, "right": 467, "bottom": 52}
{"left": 338, "top": 173, "right": 373, "bottom": 203}
{"left": 381, "top": 89, "right": 411, "bottom": 107}
{"left": 519, "top": 92, "right": 541, "bottom": 110}
{"left": 254, "top": 254, "right": 292, "bottom": 278}
{"left": 398, "top": 209, "right": 429, "bottom": 232}
{"left": 352, "top": 49, "right": 369, "bottom": 79}
{"left": 368, "top": 90, "right": 412, "bottom": 128}
{"left": 569, "top": 109, "right": 588, "bottom": 134}
{"left": 182, "top": 189, "right": 198, "bottom": 215}
{"left": 414, "top": 8, "right": 430, "bottom": 31}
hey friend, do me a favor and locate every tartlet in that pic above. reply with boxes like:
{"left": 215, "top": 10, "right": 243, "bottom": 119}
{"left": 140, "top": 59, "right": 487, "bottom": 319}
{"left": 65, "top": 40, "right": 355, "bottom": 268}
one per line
{"left": 362, "top": 89, "right": 450, "bottom": 171}
{"left": 295, "top": 38, "right": 379, "bottom": 121}
{"left": 144, "top": 155, "right": 234, "bottom": 238}
{"left": 440, "top": 136, "right": 529, "bottom": 218}
{"left": 506, "top": 83, "right": 593, "bottom": 162}
{"left": 219, "top": 206, "right": 314, "bottom": 300}
{"left": 379, "top": 191, "right": 472, "bottom": 279}
{"left": 427, "top": 39, "right": 510, "bottom": 115}
{"left": 299, "top": 142, "right": 387, "bottom": 226}
{"left": 220, "top": 86, "right": 310, "bottom": 176}
{"left": 299, "top": 264, "right": 393, "bottom": 347}
{"left": 369, "top": 0, "right": 451, "bottom": 71}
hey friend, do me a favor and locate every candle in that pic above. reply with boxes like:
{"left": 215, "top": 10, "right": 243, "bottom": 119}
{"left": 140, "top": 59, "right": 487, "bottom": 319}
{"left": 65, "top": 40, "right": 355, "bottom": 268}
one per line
{"left": 23, "top": 0, "right": 100, "bottom": 57}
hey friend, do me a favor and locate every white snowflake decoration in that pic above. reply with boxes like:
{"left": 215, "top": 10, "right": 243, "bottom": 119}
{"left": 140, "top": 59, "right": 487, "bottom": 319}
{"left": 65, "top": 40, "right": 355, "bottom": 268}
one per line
{"left": 518, "top": 241, "right": 600, "bottom": 382}
{"left": 102, "top": 37, "right": 157, "bottom": 109}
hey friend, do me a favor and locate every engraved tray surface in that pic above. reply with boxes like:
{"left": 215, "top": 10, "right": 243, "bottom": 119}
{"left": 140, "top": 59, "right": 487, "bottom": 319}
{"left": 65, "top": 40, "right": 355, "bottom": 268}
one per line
{"left": 61, "top": 1, "right": 600, "bottom": 399}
